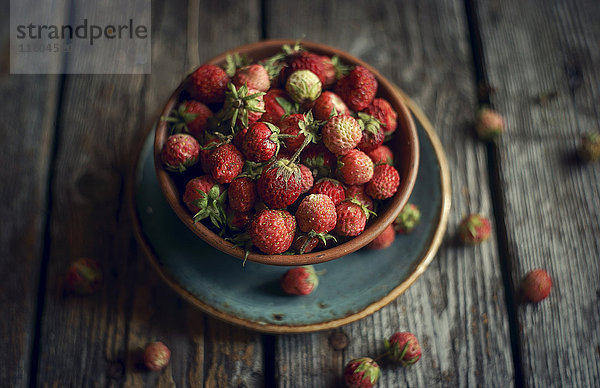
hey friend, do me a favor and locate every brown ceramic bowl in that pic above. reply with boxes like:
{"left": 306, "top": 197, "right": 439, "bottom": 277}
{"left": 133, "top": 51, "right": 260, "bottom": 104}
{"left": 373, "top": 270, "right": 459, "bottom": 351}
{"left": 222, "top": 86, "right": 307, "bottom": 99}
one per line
{"left": 154, "top": 39, "right": 419, "bottom": 266}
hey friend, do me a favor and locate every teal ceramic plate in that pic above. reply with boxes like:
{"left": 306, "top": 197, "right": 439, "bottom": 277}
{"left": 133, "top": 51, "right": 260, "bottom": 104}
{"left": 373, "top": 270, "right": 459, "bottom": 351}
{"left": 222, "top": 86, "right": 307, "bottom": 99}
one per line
{"left": 130, "top": 93, "right": 450, "bottom": 333}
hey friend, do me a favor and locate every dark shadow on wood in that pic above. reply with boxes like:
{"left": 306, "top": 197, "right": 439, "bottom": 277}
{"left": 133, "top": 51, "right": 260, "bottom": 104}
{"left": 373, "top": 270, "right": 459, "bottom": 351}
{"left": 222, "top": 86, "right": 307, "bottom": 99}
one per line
{"left": 464, "top": 0, "right": 525, "bottom": 387}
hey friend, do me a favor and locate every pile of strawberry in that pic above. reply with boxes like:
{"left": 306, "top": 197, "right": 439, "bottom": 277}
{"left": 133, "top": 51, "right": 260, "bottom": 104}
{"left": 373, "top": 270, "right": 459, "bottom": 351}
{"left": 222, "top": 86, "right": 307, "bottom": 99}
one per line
{"left": 160, "top": 43, "right": 401, "bottom": 256}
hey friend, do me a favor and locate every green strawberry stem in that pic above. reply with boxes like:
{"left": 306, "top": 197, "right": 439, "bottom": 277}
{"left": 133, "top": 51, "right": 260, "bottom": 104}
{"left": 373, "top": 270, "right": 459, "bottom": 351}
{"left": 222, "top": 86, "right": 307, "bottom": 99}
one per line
{"left": 372, "top": 350, "right": 390, "bottom": 362}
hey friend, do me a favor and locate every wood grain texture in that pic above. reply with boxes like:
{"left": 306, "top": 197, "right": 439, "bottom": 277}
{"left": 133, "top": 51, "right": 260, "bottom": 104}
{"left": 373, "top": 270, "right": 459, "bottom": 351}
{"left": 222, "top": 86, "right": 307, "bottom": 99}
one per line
{"left": 267, "top": 0, "right": 515, "bottom": 386}
{"left": 0, "top": 0, "right": 64, "bottom": 386}
{"left": 33, "top": 0, "right": 264, "bottom": 387}
{"left": 476, "top": 0, "right": 600, "bottom": 386}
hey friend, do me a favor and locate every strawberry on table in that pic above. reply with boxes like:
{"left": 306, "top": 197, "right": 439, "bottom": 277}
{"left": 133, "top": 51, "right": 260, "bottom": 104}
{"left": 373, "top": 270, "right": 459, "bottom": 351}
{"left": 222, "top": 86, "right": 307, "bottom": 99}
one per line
{"left": 143, "top": 341, "right": 171, "bottom": 371}
{"left": 161, "top": 133, "right": 200, "bottom": 172}
{"left": 521, "top": 268, "right": 552, "bottom": 302}
{"left": 458, "top": 213, "right": 492, "bottom": 244}
{"left": 248, "top": 209, "right": 296, "bottom": 254}
{"left": 188, "top": 64, "right": 229, "bottom": 104}
{"left": 475, "top": 107, "right": 505, "bottom": 140}
{"left": 64, "top": 258, "right": 102, "bottom": 295}
{"left": 280, "top": 265, "right": 319, "bottom": 295}
{"left": 343, "top": 357, "right": 380, "bottom": 388}
{"left": 367, "top": 224, "right": 395, "bottom": 250}
{"left": 385, "top": 332, "right": 422, "bottom": 366}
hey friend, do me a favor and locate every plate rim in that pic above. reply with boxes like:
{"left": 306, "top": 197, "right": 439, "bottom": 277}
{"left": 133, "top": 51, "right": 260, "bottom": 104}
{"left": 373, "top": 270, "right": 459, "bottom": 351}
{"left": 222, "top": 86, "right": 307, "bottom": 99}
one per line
{"left": 127, "top": 91, "right": 451, "bottom": 334}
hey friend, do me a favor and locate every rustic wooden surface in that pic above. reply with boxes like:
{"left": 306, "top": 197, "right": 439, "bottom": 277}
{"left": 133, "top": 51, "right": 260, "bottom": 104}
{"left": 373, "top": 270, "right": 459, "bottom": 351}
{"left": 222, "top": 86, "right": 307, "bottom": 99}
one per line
{"left": 0, "top": 0, "right": 599, "bottom": 387}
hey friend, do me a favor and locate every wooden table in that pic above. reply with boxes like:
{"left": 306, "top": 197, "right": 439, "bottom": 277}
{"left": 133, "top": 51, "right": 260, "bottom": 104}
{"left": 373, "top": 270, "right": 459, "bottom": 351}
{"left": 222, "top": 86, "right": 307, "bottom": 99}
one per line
{"left": 2, "top": 0, "right": 599, "bottom": 386}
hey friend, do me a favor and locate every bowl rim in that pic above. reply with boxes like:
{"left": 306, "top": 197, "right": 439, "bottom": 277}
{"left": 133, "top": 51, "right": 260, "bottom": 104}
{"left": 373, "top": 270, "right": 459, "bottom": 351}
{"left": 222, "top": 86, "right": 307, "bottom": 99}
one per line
{"left": 153, "top": 39, "right": 419, "bottom": 266}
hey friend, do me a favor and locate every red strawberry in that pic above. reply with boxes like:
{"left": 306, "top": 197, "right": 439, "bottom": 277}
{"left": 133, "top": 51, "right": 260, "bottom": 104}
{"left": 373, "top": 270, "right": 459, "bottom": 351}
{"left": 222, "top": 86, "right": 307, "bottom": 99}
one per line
{"left": 188, "top": 64, "right": 229, "bottom": 104}
{"left": 287, "top": 51, "right": 328, "bottom": 84}
{"left": 241, "top": 122, "right": 282, "bottom": 162}
{"left": 319, "top": 55, "right": 337, "bottom": 88}
{"left": 257, "top": 159, "right": 302, "bottom": 209}
{"left": 312, "top": 91, "right": 349, "bottom": 121}
{"left": 262, "top": 89, "right": 298, "bottom": 125}
{"left": 182, "top": 176, "right": 226, "bottom": 227}
{"left": 356, "top": 112, "right": 384, "bottom": 152}
{"left": 299, "top": 163, "right": 314, "bottom": 193}
{"left": 343, "top": 357, "right": 380, "bottom": 388}
{"left": 309, "top": 178, "right": 346, "bottom": 206}
{"left": 394, "top": 203, "right": 421, "bottom": 233}
{"left": 143, "top": 341, "right": 171, "bottom": 371}
{"left": 364, "top": 98, "right": 398, "bottom": 134}
{"left": 227, "top": 209, "right": 252, "bottom": 231}
{"left": 365, "top": 164, "right": 400, "bottom": 200}
{"left": 335, "top": 65, "right": 377, "bottom": 111}
{"left": 64, "top": 258, "right": 102, "bottom": 295}
{"left": 199, "top": 138, "right": 221, "bottom": 173}
{"left": 248, "top": 209, "right": 296, "bottom": 254}
{"left": 163, "top": 101, "right": 212, "bottom": 140}
{"left": 222, "top": 84, "right": 265, "bottom": 129}
{"left": 285, "top": 70, "right": 322, "bottom": 104}
{"left": 335, "top": 200, "right": 369, "bottom": 237}
{"left": 367, "top": 145, "right": 394, "bottom": 165}
{"left": 208, "top": 143, "right": 244, "bottom": 184}
{"left": 161, "top": 133, "right": 200, "bottom": 172}
{"left": 280, "top": 265, "right": 319, "bottom": 295}
{"left": 279, "top": 112, "right": 322, "bottom": 154}
{"left": 300, "top": 143, "right": 337, "bottom": 179}
{"left": 345, "top": 185, "right": 374, "bottom": 211}
{"left": 458, "top": 214, "right": 492, "bottom": 244}
{"left": 322, "top": 114, "right": 362, "bottom": 156}
{"left": 232, "top": 64, "right": 270, "bottom": 92}
{"left": 296, "top": 194, "right": 337, "bottom": 234}
{"left": 476, "top": 107, "right": 505, "bottom": 140}
{"left": 385, "top": 332, "right": 422, "bottom": 366}
{"left": 292, "top": 233, "right": 319, "bottom": 254}
{"left": 522, "top": 269, "right": 552, "bottom": 302}
{"left": 367, "top": 224, "right": 395, "bottom": 250}
{"left": 337, "top": 149, "right": 374, "bottom": 185}
{"left": 228, "top": 177, "right": 256, "bottom": 212}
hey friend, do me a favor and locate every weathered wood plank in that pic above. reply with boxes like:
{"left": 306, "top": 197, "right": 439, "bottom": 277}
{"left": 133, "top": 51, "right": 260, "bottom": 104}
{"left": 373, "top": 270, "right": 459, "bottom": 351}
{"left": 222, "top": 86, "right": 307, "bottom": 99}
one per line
{"left": 0, "top": 0, "right": 65, "bottom": 386}
{"left": 476, "top": 1, "right": 600, "bottom": 386}
{"left": 34, "top": 0, "right": 264, "bottom": 386}
{"left": 267, "top": 0, "right": 514, "bottom": 386}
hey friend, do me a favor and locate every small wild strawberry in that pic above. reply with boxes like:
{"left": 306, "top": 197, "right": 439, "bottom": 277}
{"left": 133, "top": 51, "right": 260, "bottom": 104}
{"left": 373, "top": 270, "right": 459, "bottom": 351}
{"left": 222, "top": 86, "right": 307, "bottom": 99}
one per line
{"left": 310, "top": 178, "right": 346, "bottom": 206}
{"left": 345, "top": 185, "right": 374, "bottom": 211}
{"left": 262, "top": 89, "right": 298, "bottom": 125}
{"left": 475, "top": 107, "right": 505, "bottom": 140}
{"left": 286, "top": 51, "right": 329, "bottom": 85}
{"left": 257, "top": 158, "right": 302, "bottom": 209}
{"left": 286, "top": 69, "right": 322, "bottom": 104}
{"left": 64, "top": 258, "right": 102, "bottom": 295}
{"left": 295, "top": 194, "right": 337, "bottom": 234}
{"left": 228, "top": 177, "right": 257, "bottom": 212}
{"left": 143, "top": 341, "right": 171, "bottom": 371}
{"left": 312, "top": 91, "right": 349, "bottom": 121}
{"left": 208, "top": 143, "right": 245, "bottom": 184}
{"left": 182, "top": 176, "right": 227, "bottom": 227}
{"left": 248, "top": 209, "right": 296, "bottom": 254}
{"left": 336, "top": 65, "right": 377, "bottom": 111}
{"left": 163, "top": 101, "right": 212, "bottom": 140}
{"left": 292, "top": 233, "right": 319, "bottom": 254}
{"left": 222, "top": 83, "right": 266, "bottom": 129}
{"left": 521, "top": 268, "right": 552, "bottom": 302}
{"left": 280, "top": 265, "right": 319, "bottom": 295}
{"left": 579, "top": 131, "right": 600, "bottom": 161}
{"left": 343, "top": 357, "right": 380, "bottom": 388}
{"left": 161, "top": 133, "right": 200, "bottom": 172}
{"left": 322, "top": 114, "right": 362, "bottom": 156}
{"left": 364, "top": 98, "right": 397, "bottom": 134}
{"left": 394, "top": 203, "right": 421, "bottom": 233}
{"left": 334, "top": 199, "right": 374, "bottom": 237}
{"left": 385, "top": 332, "right": 422, "bottom": 366}
{"left": 366, "top": 145, "right": 394, "bottom": 165}
{"left": 367, "top": 224, "right": 395, "bottom": 250}
{"left": 458, "top": 213, "right": 491, "bottom": 244}
{"left": 365, "top": 164, "right": 400, "bottom": 200}
{"left": 356, "top": 112, "right": 384, "bottom": 152}
{"left": 188, "top": 64, "right": 229, "bottom": 104}
{"left": 241, "top": 122, "right": 283, "bottom": 163}
{"left": 279, "top": 112, "right": 322, "bottom": 154}
{"left": 337, "top": 149, "right": 374, "bottom": 185}
{"left": 232, "top": 63, "right": 270, "bottom": 92}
